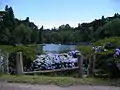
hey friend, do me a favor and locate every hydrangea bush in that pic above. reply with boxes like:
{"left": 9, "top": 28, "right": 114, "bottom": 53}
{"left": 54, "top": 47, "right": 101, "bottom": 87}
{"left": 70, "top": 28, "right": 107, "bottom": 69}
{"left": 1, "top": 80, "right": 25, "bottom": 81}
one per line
{"left": 115, "top": 48, "right": 120, "bottom": 57}
{"left": 30, "top": 50, "right": 79, "bottom": 71}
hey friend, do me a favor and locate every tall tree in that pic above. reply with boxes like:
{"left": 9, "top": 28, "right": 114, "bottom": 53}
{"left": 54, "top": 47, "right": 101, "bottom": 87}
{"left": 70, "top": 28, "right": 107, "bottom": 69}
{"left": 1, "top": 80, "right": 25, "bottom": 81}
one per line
{"left": 38, "top": 25, "right": 43, "bottom": 43}
{"left": 13, "top": 24, "right": 32, "bottom": 44}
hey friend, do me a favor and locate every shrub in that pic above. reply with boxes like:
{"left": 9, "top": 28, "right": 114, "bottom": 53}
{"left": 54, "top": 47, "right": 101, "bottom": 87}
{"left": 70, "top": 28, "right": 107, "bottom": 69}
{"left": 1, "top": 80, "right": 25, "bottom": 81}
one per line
{"left": 0, "top": 45, "right": 38, "bottom": 72}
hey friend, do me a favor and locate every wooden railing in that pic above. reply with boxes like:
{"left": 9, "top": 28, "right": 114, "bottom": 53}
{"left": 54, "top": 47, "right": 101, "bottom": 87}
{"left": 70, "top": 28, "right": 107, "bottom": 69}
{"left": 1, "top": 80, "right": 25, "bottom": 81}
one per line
{"left": 16, "top": 52, "right": 84, "bottom": 77}
{"left": 23, "top": 67, "right": 79, "bottom": 74}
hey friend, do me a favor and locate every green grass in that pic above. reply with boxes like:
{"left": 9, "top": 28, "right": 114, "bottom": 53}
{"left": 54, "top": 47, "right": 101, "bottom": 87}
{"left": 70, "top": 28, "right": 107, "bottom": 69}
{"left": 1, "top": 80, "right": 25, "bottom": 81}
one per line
{"left": 0, "top": 75, "right": 120, "bottom": 86}
{"left": 0, "top": 45, "right": 14, "bottom": 53}
{"left": 0, "top": 44, "right": 43, "bottom": 54}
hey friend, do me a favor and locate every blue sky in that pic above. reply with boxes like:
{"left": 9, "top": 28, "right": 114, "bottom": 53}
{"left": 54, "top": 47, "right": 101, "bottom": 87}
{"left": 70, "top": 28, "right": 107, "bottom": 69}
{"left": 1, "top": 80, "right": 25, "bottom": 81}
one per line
{"left": 0, "top": 0, "right": 120, "bottom": 29}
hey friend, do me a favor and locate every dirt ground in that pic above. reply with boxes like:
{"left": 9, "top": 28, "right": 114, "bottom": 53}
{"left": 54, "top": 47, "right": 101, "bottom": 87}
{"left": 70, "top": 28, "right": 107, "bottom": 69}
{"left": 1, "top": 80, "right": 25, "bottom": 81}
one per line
{"left": 0, "top": 82, "right": 120, "bottom": 90}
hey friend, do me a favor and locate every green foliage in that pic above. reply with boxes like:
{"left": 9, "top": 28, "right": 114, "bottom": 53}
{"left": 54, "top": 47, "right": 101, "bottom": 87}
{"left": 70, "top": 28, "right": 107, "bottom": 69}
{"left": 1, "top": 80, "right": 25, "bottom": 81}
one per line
{"left": 0, "top": 45, "right": 38, "bottom": 70}
{"left": 94, "top": 37, "right": 120, "bottom": 48}
{"left": 0, "top": 45, "right": 37, "bottom": 57}
{"left": 76, "top": 37, "right": 120, "bottom": 78}
{"left": 99, "top": 18, "right": 120, "bottom": 38}
{"left": 0, "top": 45, "right": 13, "bottom": 53}
{"left": 42, "top": 15, "right": 120, "bottom": 43}
{"left": 93, "top": 37, "right": 120, "bottom": 78}
{"left": 13, "top": 45, "right": 37, "bottom": 69}
{"left": 77, "top": 45, "right": 93, "bottom": 55}
{"left": 1, "top": 5, "right": 120, "bottom": 44}
{"left": 13, "top": 24, "right": 32, "bottom": 44}
{"left": 97, "top": 49, "right": 114, "bottom": 55}
{"left": 95, "top": 52, "right": 120, "bottom": 78}
{"left": 13, "top": 45, "right": 36, "bottom": 60}
{"left": 76, "top": 45, "right": 93, "bottom": 65}
{"left": 0, "top": 5, "right": 41, "bottom": 45}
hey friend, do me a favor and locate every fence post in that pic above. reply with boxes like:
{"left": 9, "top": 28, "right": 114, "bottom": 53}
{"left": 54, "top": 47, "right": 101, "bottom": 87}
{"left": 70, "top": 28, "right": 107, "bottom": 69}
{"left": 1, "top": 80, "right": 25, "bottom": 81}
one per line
{"left": 77, "top": 53, "right": 83, "bottom": 77}
{"left": 16, "top": 52, "right": 23, "bottom": 75}
{"left": 0, "top": 49, "right": 2, "bottom": 73}
{"left": 0, "top": 49, "right": 4, "bottom": 73}
{"left": 92, "top": 53, "right": 96, "bottom": 76}
{"left": 4, "top": 53, "right": 9, "bottom": 74}
{"left": 89, "top": 54, "right": 96, "bottom": 76}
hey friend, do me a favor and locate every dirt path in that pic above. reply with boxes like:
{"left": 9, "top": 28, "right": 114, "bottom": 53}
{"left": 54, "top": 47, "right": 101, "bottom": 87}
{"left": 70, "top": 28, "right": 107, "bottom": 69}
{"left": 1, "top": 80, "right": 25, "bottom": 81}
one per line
{"left": 0, "top": 83, "right": 120, "bottom": 90}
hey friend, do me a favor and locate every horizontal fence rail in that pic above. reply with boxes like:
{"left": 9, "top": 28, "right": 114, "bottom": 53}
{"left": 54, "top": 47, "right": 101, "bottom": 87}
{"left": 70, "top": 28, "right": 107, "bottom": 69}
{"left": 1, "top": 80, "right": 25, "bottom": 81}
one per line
{"left": 23, "top": 67, "right": 79, "bottom": 74}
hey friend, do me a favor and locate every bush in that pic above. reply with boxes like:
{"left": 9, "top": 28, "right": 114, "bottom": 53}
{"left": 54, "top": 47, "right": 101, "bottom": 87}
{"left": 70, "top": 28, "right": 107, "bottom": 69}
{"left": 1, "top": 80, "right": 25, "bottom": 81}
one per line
{"left": 94, "top": 37, "right": 120, "bottom": 48}
{"left": 95, "top": 49, "right": 120, "bottom": 78}
{"left": 76, "top": 45, "right": 93, "bottom": 69}
{"left": 0, "top": 45, "right": 38, "bottom": 72}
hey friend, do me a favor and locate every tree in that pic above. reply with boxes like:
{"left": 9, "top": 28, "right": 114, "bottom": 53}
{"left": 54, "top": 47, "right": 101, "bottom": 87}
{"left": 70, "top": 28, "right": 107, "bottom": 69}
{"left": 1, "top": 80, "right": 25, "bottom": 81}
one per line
{"left": 1, "top": 5, "right": 120, "bottom": 45}
{"left": 30, "top": 29, "right": 39, "bottom": 43}
{"left": 0, "top": 28, "right": 11, "bottom": 44}
{"left": 96, "top": 18, "right": 120, "bottom": 39}
{"left": 13, "top": 24, "right": 32, "bottom": 44}
{"left": 38, "top": 26, "right": 43, "bottom": 43}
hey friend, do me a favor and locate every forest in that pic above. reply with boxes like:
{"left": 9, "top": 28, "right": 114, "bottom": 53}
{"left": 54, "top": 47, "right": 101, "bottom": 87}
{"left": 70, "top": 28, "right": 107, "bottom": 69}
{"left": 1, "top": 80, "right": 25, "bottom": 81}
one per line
{"left": 1, "top": 5, "right": 120, "bottom": 45}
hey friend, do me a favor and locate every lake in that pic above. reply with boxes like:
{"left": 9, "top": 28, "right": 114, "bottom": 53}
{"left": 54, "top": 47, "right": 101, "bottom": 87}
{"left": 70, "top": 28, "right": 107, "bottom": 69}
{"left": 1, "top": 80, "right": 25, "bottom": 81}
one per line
{"left": 42, "top": 44, "right": 76, "bottom": 53}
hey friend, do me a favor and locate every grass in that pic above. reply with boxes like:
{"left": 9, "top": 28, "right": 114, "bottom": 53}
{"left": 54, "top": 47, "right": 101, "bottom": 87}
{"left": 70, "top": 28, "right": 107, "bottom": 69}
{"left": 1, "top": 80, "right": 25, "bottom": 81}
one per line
{"left": 0, "top": 45, "right": 14, "bottom": 53}
{"left": 0, "top": 44, "right": 42, "bottom": 53}
{"left": 0, "top": 75, "right": 120, "bottom": 86}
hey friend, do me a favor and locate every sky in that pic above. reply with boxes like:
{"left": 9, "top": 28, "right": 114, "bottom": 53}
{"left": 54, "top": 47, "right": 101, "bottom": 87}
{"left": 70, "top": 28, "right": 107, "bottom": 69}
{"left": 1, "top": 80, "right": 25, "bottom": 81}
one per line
{"left": 0, "top": 0, "right": 120, "bottom": 29}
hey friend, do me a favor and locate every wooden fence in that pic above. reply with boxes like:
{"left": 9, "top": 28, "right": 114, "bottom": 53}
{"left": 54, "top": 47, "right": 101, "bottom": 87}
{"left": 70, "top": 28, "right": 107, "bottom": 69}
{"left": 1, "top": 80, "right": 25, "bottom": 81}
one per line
{"left": 23, "top": 67, "right": 79, "bottom": 74}
{"left": 0, "top": 51, "right": 84, "bottom": 77}
{"left": 23, "top": 53, "right": 84, "bottom": 77}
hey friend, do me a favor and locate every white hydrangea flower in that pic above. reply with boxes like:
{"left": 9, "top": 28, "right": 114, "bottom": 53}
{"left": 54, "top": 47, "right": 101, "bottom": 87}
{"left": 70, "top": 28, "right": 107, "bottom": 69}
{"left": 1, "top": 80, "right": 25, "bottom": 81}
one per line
{"left": 31, "top": 50, "right": 80, "bottom": 70}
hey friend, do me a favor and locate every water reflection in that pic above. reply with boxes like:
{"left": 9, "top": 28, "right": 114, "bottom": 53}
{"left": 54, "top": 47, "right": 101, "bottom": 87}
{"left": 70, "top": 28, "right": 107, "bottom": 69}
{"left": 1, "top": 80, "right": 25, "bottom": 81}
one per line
{"left": 43, "top": 44, "right": 76, "bottom": 53}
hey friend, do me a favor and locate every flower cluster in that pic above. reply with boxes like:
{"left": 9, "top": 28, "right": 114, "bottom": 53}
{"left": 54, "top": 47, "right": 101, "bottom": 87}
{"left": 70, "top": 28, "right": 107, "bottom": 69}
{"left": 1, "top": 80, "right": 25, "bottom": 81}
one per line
{"left": 115, "top": 48, "right": 120, "bottom": 56}
{"left": 0, "top": 56, "right": 3, "bottom": 64}
{"left": 92, "top": 46, "right": 105, "bottom": 53}
{"left": 30, "top": 51, "right": 79, "bottom": 71}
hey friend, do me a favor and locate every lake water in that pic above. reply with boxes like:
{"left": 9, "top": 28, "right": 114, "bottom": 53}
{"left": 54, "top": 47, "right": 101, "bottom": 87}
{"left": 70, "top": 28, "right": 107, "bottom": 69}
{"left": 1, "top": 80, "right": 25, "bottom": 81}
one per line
{"left": 42, "top": 44, "right": 76, "bottom": 53}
